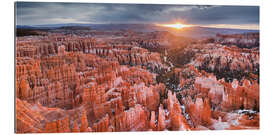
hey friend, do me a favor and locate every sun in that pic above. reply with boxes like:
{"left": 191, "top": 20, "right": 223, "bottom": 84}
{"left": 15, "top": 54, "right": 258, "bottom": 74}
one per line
{"left": 158, "top": 23, "right": 191, "bottom": 29}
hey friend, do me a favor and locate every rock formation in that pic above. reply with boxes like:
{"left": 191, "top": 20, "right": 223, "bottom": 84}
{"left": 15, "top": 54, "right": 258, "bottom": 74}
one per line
{"left": 16, "top": 31, "right": 259, "bottom": 133}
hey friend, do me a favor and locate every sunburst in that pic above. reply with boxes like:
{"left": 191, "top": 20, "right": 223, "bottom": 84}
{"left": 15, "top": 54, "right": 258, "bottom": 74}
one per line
{"left": 158, "top": 23, "right": 191, "bottom": 29}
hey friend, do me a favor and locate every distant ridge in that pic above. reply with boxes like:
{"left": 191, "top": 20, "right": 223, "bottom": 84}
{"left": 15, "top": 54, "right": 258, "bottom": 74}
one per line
{"left": 16, "top": 23, "right": 259, "bottom": 38}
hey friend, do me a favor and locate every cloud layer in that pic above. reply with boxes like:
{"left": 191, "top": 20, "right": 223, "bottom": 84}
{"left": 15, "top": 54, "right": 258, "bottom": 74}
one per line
{"left": 16, "top": 2, "right": 259, "bottom": 29}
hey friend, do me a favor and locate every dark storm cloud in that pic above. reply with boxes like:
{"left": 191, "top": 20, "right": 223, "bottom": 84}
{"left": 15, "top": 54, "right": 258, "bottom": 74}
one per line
{"left": 16, "top": 2, "right": 259, "bottom": 26}
{"left": 184, "top": 6, "right": 259, "bottom": 25}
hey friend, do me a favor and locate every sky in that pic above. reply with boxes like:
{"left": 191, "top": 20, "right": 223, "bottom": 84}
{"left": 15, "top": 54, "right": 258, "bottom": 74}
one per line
{"left": 16, "top": 2, "right": 259, "bottom": 30}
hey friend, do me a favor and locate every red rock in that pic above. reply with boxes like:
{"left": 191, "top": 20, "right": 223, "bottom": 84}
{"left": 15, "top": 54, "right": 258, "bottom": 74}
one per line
{"left": 16, "top": 98, "right": 43, "bottom": 133}
{"left": 112, "top": 104, "right": 147, "bottom": 131}
{"left": 166, "top": 91, "right": 190, "bottom": 130}
{"left": 186, "top": 98, "right": 212, "bottom": 127}
{"left": 15, "top": 32, "right": 259, "bottom": 132}
{"left": 44, "top": 121, "right": 58, "bottom": 133}
{"left": 134, "top": 82, "right": 160, "bottom": 111}
{"left": 80, "top": 110, "right": 89, "bottom": 132}
{"left": 157, "top": 104, "right": 166, "bottom": 131}
{"left": 149, "top": 111, "right": 156, "bottom": 130}
{"left": 19, "top": 77, "right": 30, "bottom": 100}
{"left": 92, "top": 115, "right": 110, "bottom": 132}
{"left": 72, "top": 122, "right": 80, "bottom": 132}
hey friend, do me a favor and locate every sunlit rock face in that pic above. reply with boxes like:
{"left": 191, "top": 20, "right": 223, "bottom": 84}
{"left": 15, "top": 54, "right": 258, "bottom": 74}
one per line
{"left": 16, "top": 98, "right": 44, "bottom": 133}
{"left": 16, "top": 31, "right": 259, "bottom": 133}
{"left": 16, "top": 34, "right": 172, "bottom": 133}
{"left": 166, "top": 90, "right": 191, "bottom": 130}
{"left": 185, "top": 97, "right": 212, "bottom": 128}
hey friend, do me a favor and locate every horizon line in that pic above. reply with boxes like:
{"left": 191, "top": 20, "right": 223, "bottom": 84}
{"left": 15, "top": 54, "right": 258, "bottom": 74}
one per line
{"left": 16, "top": 23, "right": 260, "bottom": 31}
